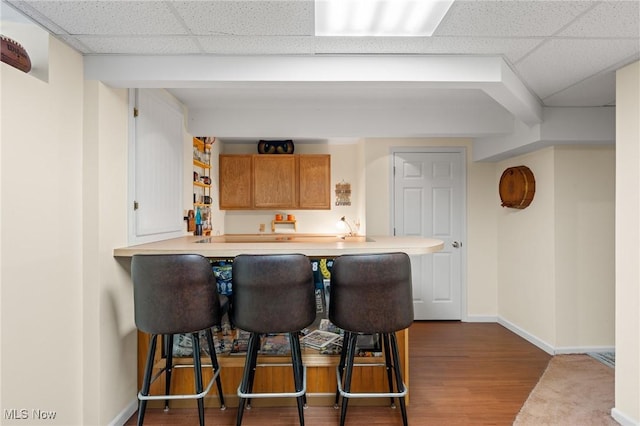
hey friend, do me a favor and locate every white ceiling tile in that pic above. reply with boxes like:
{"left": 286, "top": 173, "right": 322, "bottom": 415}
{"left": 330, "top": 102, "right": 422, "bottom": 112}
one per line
{"left": 173, "top": 0, "right": 314, "bottom": 36}
{"left": 435, "top": 0, "right": 596, "bottom": 37}
{"left": 197, "top": 36, "right": 314, "bottom": 54}
{"left": 77, "top": 36, "right": 202, "bottom": 55}
{"left": 5, "top": 0, "right": 69, "bottom": 34}
{"left": 515, "top": 38, "right": 640, "bottom": 99}
{"left": 16, "top": 1, "right": 188, "bottom": 35}
{"left": 558, "top": 1, "right": 640, "bottom": 38}
{"left": 543, "top": 71, "right": 616, "bottom": 107}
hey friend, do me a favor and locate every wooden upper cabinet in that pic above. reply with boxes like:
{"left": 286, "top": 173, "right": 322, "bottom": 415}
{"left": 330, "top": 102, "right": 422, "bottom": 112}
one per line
{"left": 299, "top": 155, "right": 331, "bottom": 209}
{"left": 219, "top": 154, "right": 331, "bottom": 210}
{"left": 219, "top": 155, "right": 252, "bottom": 209}
{"left": 253, "top": 155, "right": 297, "bottom": 208}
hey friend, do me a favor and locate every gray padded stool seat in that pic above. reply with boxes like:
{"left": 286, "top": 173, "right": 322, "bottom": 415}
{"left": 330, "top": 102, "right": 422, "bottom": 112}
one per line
{"left": 132, "top": 254, "right": 227, "bottom": 426}
{"left": 329, "top": 252, "right": 413, "bottom": 426}
{"left": 231, "top": 254, "right": 315, "bottom": 426}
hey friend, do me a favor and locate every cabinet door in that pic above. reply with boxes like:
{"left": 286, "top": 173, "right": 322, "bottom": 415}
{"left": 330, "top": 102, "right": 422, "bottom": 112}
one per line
{"left": 299, "top": 155, "right": 331, "bottom": 209}
{"left": 219, "top": 155, "right": 252, "bottom": 209}
{"left": 253, "top": 155, "right": 297, "bottom": 209}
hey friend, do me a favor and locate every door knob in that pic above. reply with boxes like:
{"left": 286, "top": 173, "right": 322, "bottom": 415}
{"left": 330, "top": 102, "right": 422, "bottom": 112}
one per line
{"left": 452, "top": 241, "right": 461, "bottom": 248}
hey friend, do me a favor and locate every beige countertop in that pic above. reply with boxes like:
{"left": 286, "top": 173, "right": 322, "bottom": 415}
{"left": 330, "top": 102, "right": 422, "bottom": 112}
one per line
{"left": 113, "top": 234, "right": 444, "bottom": 258}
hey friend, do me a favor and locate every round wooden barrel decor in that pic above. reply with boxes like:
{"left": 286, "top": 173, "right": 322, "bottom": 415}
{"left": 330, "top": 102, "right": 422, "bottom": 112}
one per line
{"left": 499, "top": 165, "right": 535, "bottom": 209}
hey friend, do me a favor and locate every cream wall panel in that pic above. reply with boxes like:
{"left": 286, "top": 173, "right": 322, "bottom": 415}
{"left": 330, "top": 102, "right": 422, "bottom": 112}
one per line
{"left": 497, "top": 148, "right": 557, "bottom": 346}
{"left": 554, "top": 146, "right": 615, "bottom": 348}
{"left": 614, "top": 60, "right": 640, "bottom": 425}
{"left": 1, "top": 36, "right": 84, "bottom": 424}
{"left": 496, "top": 144, "right": 616, "bottom": 351}
{"left": 89, "top": 82, "right": 136, "bottom": 424}
{"left": 467, "top": 161, "right": 499, "bottom": 315}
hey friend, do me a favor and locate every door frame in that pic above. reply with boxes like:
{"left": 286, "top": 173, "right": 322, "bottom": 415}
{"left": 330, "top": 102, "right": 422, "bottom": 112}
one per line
{"left": 389, "top": 146, "right": 468, "bottom": 321}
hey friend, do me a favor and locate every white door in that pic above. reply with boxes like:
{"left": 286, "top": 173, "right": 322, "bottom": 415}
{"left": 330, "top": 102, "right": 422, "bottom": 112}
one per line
{"left": 393, "top": 149, "right": 465, "bottom": 320}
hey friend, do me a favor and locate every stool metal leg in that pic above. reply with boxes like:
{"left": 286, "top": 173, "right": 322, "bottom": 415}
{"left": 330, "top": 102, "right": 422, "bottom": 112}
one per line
{"left": 291, "top": 332, "right": 308, "bottom": 407}
{"left": 138, "top": 334, "right": 158, "bottom": 426}
{"left": 205, "top": 328, "right": 226, "bottom": 409}
{"left": 381, "top": 333, "right": 397, "bottom": 408}
{"left": 191, "top": 332, "right": 205, "bottom": 426}
{"left": 390, "top": 333, "right": 408, "bottom": 426}
{"left": 289, "top": 332, "right": 306, "bottom": 426}
{"left": 339, "top": 332, "right": 358, "bottom": 426}
{"left": 334, "top": 331, "right": 351, "bottom": 407}
{"left": 237, "top": 332, "right": 261, "bottom": 426}
{"left": 164, "top": 334, "right": 174, "bottom": 411}
{"left": 245, "top": 333, "right": 261, "bottom": 409}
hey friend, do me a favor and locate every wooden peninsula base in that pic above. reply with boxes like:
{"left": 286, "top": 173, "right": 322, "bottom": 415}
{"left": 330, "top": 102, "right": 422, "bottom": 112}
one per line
{"left": 138, "top": 328, "right": 409, "bottom": 408}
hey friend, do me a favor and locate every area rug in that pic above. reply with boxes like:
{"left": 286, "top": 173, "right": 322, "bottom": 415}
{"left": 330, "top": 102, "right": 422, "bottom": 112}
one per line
{"left": 514, "top": 354, "right": 616, "bottom": 425}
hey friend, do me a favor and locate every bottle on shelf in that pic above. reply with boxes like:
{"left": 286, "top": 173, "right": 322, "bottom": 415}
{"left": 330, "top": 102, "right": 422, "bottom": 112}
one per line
{"left": 195, "top": 207, "right": 202, "bottom": 236}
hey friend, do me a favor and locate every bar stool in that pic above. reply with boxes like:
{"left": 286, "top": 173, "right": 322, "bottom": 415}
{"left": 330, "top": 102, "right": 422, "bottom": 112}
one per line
{"left": 232, "top": 254, "right": 316, "bottom": 426}
{"left": 131, "top": 254, "right": 227, "bottom": 426}
{"left": 329, "top": 252, "right": 413, "bottom": 426}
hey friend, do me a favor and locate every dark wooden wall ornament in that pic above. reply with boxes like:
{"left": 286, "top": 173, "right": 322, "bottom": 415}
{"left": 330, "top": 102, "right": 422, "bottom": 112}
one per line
{"left": 499, "top": 165, "right": 536, "bottom": 209}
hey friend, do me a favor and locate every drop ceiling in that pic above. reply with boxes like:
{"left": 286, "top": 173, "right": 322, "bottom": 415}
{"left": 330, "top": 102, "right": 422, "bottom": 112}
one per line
{"left": 2, "top": 0, "right": 639, "bottom": 155}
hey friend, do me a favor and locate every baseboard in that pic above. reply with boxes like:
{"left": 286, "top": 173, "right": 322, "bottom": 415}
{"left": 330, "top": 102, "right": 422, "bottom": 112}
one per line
{"left": 555, "top": 345, "right": 615, "bottom": 355}
{"left": 464, "top": 315, "right": 498, "bottom": 323}
{"left": 108, "top": 399, "right": 137, "bottom": 426}
{"left": 611, "top": 407, "right": 639, "bottom": 426}
{"left": 497, "top": 317, "right": 555, "bottom": 355}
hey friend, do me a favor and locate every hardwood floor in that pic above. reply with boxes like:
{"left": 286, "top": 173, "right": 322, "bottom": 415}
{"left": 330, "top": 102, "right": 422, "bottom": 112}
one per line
{"left": 125, "top": 321, "right": 551, "bottom": 425}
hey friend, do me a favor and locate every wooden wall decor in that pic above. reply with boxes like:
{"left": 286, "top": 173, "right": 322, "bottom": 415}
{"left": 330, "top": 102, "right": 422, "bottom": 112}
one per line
{"left": 499, "top": 165, "right": 535, "bottom": 209}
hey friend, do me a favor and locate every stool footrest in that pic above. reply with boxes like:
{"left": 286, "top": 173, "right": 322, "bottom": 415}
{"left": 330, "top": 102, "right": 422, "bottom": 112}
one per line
{"left": 138, "top": 364, "right": 221, "bottom": 401}
{"left": 335, "top": 366, "right": 407, "bottom": 399}
{"left": 237, "top": 365, "right": 307, "bottom": 399}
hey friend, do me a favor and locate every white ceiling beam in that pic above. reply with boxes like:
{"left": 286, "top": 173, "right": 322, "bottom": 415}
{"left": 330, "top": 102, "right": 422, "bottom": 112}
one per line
{"left": 474, "top": 106, "right": 615, "bottom": 162}
{"left": 84, "top": 54, "right": 542, "bottom": 125}
{"left": 187, "top": 101, "right": 514, "bottom": 139}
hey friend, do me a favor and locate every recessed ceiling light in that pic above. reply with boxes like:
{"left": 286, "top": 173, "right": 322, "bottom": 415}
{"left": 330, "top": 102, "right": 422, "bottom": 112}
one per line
{"left": 315, "top": 0, "right": 455, "bottom": 37}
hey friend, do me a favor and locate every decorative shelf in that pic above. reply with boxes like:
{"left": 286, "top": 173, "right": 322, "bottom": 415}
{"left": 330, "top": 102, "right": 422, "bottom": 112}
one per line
{"left": 193, "top": 181, "right": 211, "bottom": 188}
{"left": 193, "top": 159, "right": 210, "bottom": 169}
{"left": 271, "top": 220, "right": 297, "bottom": 232}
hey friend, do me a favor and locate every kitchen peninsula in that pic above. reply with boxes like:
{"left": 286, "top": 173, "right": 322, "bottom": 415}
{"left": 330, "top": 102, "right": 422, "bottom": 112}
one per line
{"left": 113, "top": 234, "right": 443, "bottom": 257}
{"left": 114, "top": 234, "right": 443, "bottom": 408}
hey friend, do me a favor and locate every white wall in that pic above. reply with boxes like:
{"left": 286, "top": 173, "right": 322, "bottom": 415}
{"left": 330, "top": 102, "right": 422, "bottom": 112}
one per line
{"left": 83, "top": 81, "right": 136, "bottom": 424}
{"left": 614, "top": 61, "right": 640, "bottom": 425}
{"left": 554, "top": 146, "right": 615, "bottom": 349}
{"left": 497, "top": 148, "right": 559, "bottom": 347}
{"left": 1, "top": 37, "right": 84, "bottom": 424}
{"left": 496, "top": 145, "right": 616, "bottom": 352}
{"left": 1, "top": 36, "right": 137, "bottom": 426}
